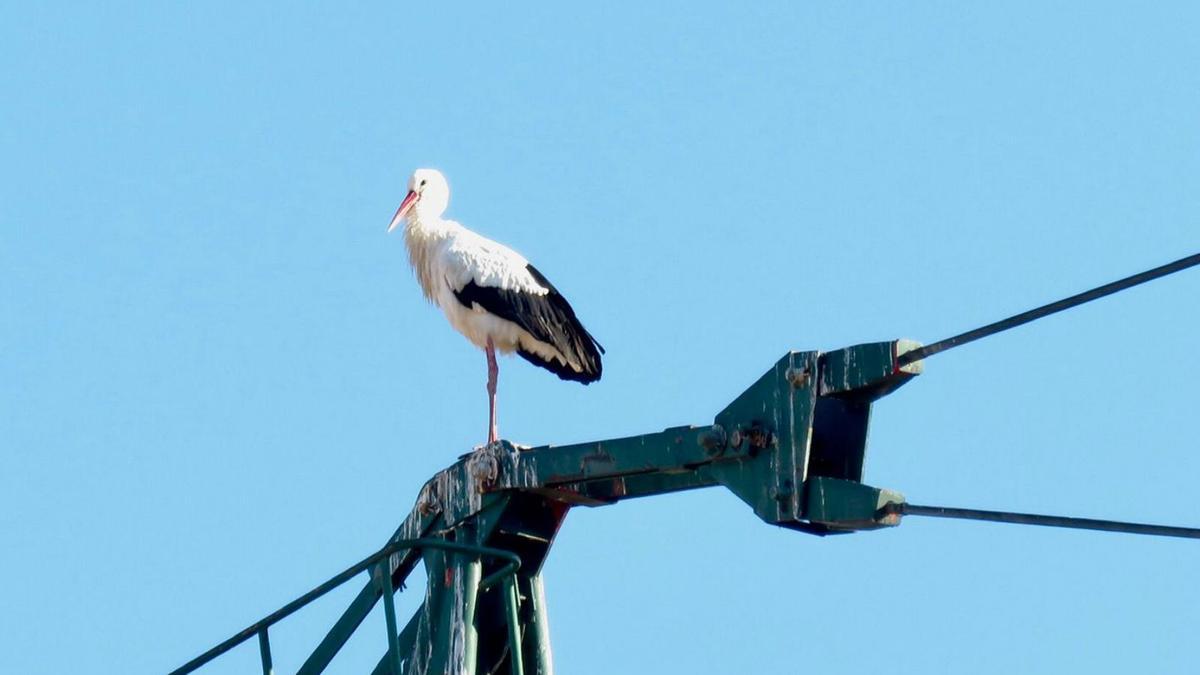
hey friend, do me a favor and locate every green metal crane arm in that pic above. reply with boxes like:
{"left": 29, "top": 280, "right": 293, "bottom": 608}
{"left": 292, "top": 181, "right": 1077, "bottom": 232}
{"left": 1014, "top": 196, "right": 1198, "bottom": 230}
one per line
{"left": 177, "top": 339, "right": 927, "bottom": 675}
{"left": 432, "top": 339, "right": 923, "bottom": 532}
{"left": 167, "top": 538, "right": 521, "bottom": 675}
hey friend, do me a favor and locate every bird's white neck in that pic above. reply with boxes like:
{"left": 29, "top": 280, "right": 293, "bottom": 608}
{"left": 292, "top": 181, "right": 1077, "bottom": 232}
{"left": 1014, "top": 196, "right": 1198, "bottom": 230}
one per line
{"left": 403, "top": 209, "right": 459, "bottom": 244}
{"left": 403, "top": 212, "right": 456, "bottom": 303}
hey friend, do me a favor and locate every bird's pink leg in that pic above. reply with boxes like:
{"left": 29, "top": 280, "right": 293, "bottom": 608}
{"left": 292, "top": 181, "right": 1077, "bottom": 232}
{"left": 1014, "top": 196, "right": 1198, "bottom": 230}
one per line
{"left": 486, "top": 336, "right": 499, "bottom": 444}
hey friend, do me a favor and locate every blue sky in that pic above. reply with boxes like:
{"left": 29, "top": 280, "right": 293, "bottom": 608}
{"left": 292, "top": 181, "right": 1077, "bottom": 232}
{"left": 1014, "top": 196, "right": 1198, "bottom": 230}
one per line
{"left": 3, "top": 2, "right": 1199, "bottom": 673}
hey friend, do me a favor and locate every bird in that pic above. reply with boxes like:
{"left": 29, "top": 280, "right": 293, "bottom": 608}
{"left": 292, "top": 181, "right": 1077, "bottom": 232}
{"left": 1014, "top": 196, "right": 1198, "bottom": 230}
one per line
{"left": 387, "top": 168, "right": 604, "bottom": 446}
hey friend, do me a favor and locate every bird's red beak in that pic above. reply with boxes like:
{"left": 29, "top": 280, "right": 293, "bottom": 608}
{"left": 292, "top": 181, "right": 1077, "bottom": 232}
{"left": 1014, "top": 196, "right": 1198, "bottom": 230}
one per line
{"left": 387, "top": 190, "right": 419, "bottom": 233}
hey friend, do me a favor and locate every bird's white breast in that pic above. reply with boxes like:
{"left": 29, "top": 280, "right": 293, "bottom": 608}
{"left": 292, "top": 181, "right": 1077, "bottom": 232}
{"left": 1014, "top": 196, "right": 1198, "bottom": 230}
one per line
{"left": 404, "top": 216, "right": 553, "bottom": 356}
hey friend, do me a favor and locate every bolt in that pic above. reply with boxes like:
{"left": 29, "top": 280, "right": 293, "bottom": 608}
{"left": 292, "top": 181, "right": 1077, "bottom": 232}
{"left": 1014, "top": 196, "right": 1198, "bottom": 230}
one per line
{"left": 698, "top": 425, "right": 727, "bottom": 454}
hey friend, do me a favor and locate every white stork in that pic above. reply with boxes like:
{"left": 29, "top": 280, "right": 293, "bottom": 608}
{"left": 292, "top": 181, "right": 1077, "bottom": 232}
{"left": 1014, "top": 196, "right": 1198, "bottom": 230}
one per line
{"left": 387, "top": 168, "right": 604, "bottom": 445}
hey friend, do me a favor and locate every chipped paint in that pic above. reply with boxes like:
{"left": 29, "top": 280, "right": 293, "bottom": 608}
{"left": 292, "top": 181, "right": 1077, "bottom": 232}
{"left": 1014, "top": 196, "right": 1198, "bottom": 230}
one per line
{"left": 466, "top": 445, "right": 499, "bottom": 490}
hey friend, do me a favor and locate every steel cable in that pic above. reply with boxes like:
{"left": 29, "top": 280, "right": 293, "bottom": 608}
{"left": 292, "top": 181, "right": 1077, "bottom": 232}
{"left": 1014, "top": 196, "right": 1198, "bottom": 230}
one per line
{"left": 898, "top": 251, "right": 1200, "bottom": 366}
{"left": 879, "top": 502, "right": 1200, "bottom": 539}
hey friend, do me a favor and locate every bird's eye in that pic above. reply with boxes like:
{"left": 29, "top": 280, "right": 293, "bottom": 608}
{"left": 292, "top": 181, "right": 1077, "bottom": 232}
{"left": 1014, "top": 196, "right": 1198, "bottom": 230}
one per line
{"left": 420, "top": 179, "right": 427, "bottom": 187}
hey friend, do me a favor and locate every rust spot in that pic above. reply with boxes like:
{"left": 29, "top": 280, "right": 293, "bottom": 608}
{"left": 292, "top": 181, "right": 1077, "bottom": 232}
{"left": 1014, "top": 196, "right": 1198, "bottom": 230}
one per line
{"left": 786, "top": 366, "right": 811, "bottom": 388}
{"left": 746, "top": 426, "right": 772, "bottom": 450}
{"left": 581, "top": 449, "right": 615, "bottom": 469}
{"left": 611, "top": 478, "right": 627, "bottom": 497}
{"left": 444, "top": 568, "right": 454, "bottom": 588}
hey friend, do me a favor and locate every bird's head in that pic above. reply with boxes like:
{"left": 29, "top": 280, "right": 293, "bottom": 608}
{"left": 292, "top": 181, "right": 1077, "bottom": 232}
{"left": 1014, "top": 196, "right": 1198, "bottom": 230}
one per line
{"left": 387, "top": 168, "right": 450, "bottom": 233}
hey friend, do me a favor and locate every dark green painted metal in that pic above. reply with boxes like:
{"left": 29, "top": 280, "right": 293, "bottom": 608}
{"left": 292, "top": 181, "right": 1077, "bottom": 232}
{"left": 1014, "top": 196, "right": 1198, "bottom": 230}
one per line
{"left": 295, "top": 536, "right": 521, "bottom": 675}
{"left": 296, "top": 580, "right": 380, "bottom": 675}
{"left": 804, "top": 476, "right": 904, "bottom": 530}
{"left": 177, "top": 340, "right": 923, "bottom": 675}
{"left": 819, "top": 339, "right": 922, "bottom": 398}
{"left": 297, "top": 508, "right": 439, "bottom": 675}
{"left": 527, "top": 574, "right": 554, "bottom": 675}
{"left": 376, "top": 561, "right": 404, "bottom": 675}
{"left": 489, "top": 425, "right": 724, "bottom": 492}
{"left": 503, "top": 576, "right": 525, "bottom": 675}
{"left": 369, "top": 607, "right": 423, "bottom": 675}
{"left": 419, "top": 548, "right": 451, "bottom": 675}
{"left": 360, "top": 344, "right": 921, "bottom": 541}
{"left": 712, "top": 350, "right": 819, "bottom": 525}
{"left": 480, "top": 560, "right": 516, "bottom": 591}
{"left": 257, "top": 628, "right": 272, "bottom": 675}
{"left": 171, "top": 538, "right": 519, "bottom": 675}
{"left": 460, "top": 558, "right": 482, "bottom": 673}
{"left": 558, "top": 469, "right": 718, "bottom": 504}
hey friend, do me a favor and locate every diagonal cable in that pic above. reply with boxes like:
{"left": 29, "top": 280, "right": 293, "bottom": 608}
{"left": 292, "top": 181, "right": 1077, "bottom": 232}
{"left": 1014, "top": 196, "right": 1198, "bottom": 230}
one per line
{"left": 879, "top": 502, "right": 1200, "bottom": 539}
{"left": 899, "top": 252, "right": 1200, "bottom": 366}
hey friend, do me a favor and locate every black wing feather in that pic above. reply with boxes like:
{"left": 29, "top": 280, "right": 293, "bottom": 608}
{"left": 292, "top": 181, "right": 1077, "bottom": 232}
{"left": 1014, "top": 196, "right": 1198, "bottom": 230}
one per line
{"left": 452, "top": 264, "right": 604, "bottom": 384}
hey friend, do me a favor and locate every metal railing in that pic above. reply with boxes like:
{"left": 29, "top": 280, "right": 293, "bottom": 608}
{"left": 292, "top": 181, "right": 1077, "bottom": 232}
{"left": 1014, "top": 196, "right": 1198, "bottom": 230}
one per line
{"left": 169, "top": 538, "right": 523, "bottom": 675}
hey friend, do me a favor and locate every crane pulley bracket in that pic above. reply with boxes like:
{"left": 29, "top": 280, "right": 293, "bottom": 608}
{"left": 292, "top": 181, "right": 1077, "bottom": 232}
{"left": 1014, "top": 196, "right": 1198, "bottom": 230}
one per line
{"left": 395, "top": 339, "right": 922, "bottom": 544}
